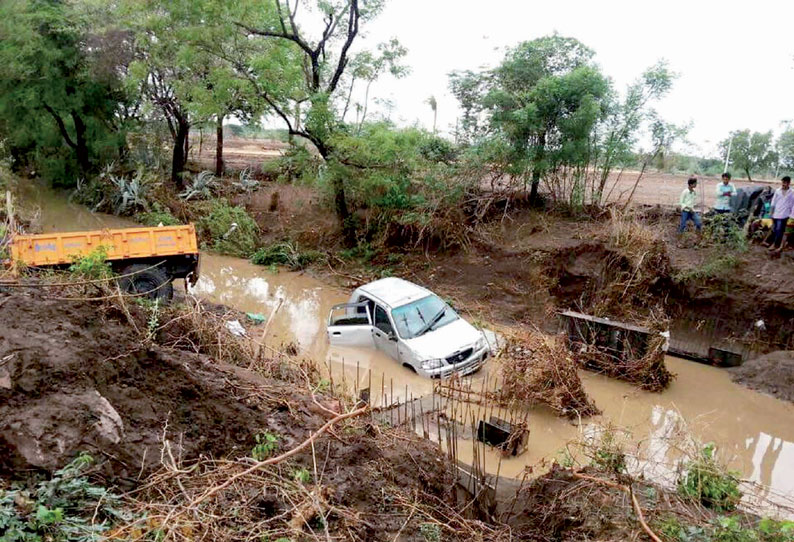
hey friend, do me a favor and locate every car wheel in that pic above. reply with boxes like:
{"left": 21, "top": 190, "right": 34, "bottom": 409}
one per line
{"left": 402, "top": 363, "right": 417, "bottom": 373}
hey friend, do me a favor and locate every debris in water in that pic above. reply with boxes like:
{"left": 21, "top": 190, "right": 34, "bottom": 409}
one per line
{"left": 225, "top": 319, "right": 246, "bottom": 336}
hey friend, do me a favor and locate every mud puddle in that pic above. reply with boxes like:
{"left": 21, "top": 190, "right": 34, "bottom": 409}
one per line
{"left": 22, "top": 185, "right": 794, "bottom": 510}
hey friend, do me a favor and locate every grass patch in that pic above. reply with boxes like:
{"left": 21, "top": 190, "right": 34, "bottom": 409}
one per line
{"left": 674, "top": 253, "right": 741, "bottom": 283}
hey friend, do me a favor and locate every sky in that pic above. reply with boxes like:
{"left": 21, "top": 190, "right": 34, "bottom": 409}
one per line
{"left": 351, "top": 0, "right": 794, "bottom": 157}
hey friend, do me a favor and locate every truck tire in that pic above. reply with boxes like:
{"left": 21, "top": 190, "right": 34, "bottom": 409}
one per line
{"left": 118, "top": 264, "right": 173, "bottom": 303}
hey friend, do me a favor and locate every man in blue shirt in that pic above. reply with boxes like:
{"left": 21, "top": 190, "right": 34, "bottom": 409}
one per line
{"left": 714, "top": 172, "right": 736, "bottom": 214}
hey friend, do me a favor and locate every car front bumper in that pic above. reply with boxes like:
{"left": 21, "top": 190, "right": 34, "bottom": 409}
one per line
{"left": 421, "top": 346, "right": 489, "bottom": 378}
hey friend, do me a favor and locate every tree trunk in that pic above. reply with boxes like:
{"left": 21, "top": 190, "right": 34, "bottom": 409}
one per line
{"left": 529, "top": 133, "right": 546, "bottom": 204}
{"left": 357, "top": 80, "right": 372, "bottom": 133}
{"left": 183, "top": 128, "right": 189, "bottom": 168}
{"left": 215, "top": 113, "right": 224, "bottom": 177}
{"left": 529, "top": 167, "right": 541, "bottom": 203}
{"left": 432, "top": 107, "right": 437, "bottom": 134}
{"left": 171, "top": 117, "right": 189, "bottom": 189}
{"left": 314, "top": 141, "right": 354, "bottom": 246}
{"left": 71, "top": 112, "right": 90, "bottom": 177}
{"left": 746, "top": 168, "right": 752, "bottom": 181}
{"left": 341, "top": 77, "right": 356, "bottom": 123}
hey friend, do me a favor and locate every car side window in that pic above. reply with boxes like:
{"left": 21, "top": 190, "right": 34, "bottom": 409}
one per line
{"left": 356, "top": 296, "right": 376, "bottom": 318}
{"left": 374, "top": 305, "right": 394, "bottom": 335}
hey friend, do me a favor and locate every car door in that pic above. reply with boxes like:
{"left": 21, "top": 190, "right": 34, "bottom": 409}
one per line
{"left": 372, "top": 304, "right": 400, "bottom": 362}
{"left": 327, "top": 302, "right": 375, "bottom": 347}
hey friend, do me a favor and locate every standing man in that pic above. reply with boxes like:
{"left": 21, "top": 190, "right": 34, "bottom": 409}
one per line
{"left": 714, "top": 172, "right": 737, "bottom": 214}
{"left": 769, "top": 176, "right": 794, "bottom": 253}
{"left": 679, "top": 176, "right": 702, "bottom": 233}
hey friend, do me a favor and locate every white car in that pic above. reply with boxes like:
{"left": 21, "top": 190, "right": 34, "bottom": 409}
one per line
{"left": 326, "top": 277, "right": 490, "bottom": 378}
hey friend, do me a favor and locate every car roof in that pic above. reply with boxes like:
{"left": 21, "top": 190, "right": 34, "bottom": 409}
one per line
{"left": 356, "top": 277, "right": 432, "bottom": 308}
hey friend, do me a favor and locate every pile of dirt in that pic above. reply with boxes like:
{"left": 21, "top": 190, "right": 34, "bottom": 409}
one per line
{"left": 730, "top": 351, "right": 794, "bottom": 402}
{"left": 0, "top": 290, "right": 324, "bottom": 482}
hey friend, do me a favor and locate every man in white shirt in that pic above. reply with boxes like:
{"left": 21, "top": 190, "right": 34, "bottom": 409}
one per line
{"left": 769, "top": 176, "right": 794, "bottom": 253}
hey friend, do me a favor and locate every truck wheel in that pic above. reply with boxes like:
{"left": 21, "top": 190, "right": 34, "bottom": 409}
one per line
{"left": 118, "top": 264, "right": 173, "bottom": 303}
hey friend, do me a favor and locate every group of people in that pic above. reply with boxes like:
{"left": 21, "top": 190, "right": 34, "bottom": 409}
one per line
{"left": 678, "top": 172, "right": 794, "bottom": 253}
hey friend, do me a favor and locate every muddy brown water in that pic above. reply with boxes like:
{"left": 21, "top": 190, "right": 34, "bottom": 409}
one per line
{"left": 20, "top": 185, "right": 794, "bottom": 512}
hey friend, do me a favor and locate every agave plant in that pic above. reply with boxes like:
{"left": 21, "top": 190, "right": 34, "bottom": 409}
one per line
{"left": 110, "top": 169, "right": 149, "bottom": 215}
{"left": 232, "top": 168, "right": 260, "bottom": 193}
{"left": 179, "top": 170, "right": 217, "bottom": 200}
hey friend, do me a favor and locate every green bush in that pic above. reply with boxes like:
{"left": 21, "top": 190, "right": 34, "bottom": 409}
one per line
{"left": 137, "top": 203, "right": 181, "bottom": 227}
{"left": 198, "top": 199, "right": 260, "bottom": 258}
{"left": 657, "top": 515, "right": 794, "bottom": 542}
{"left": 0, "top": 453, "right": 132, "bottom": 541}
{"left": 704, "top": 213, "right": 748, "bottom": 251}
{"left": 678, "top": 443, "right": 742, "bottom": 512}
{"left": 250, "top": 241, "right": 321, "bottom": 271}
{"left": 68, "top": 246, "right": 113, "bottom": 280}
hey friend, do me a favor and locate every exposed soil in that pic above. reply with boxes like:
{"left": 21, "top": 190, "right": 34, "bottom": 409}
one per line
{"left": 0, "top": 289, "right": 460, "bottom": 540}
{"left": 730, "top": 351, "right": 794, "bottom": 402}
{"left": 0, "top": 290, "right": 326, "bottom": 482}
{"left": 191, "top": 135, "right": 289, "bottom": 172}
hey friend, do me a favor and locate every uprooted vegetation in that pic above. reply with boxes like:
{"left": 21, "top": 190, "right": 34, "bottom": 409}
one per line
{"left": 497, "top": 331, "right": 601, "bottom": 418}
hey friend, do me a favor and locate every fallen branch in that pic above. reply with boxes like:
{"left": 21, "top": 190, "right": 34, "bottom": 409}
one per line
{"left": 191, "top": 405, "right": 369, "bottom": 506}
{"left": 573, "top": 472, "right": 662, "bottom": 542}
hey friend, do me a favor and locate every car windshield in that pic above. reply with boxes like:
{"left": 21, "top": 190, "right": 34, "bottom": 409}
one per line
{"left": 391, "top": 295, "right": 459, "bottom": 339}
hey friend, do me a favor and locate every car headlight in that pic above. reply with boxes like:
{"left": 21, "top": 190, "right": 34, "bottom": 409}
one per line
{"left": 421, "top": 358, "right": 445, "bottom": 370}
{"left": 475, "top": 335, "right": 487, "bottom": 351}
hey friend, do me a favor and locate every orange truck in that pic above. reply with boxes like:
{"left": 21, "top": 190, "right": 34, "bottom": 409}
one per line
{"left": 8, "top": 224, "right": 200, "bottom": 302}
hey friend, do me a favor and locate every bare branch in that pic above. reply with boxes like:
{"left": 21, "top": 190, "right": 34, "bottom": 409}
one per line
{"left": 42, "top": 104, "right": 76, "bottom": 149}
{"left": 326, "top": 0, "right": 359, "bottom": 93}
{"left": 233, "top": 21, "right": 314, "bottom": 59}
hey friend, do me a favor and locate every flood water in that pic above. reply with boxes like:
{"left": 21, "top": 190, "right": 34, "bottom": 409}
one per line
{"left": 20, "top": 184, "right": 794, "bottom": 512}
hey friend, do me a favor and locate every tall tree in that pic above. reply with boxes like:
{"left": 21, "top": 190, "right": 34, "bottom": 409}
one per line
{"left": 483, "top": 35, "right": 611, "bottom": 202}
{"left": 0, "top": 0, "right": 128, "bottom": 185}
{"left": 720, "top": 130, "right": 776, "bottom": 180}
{"left": 776, "top": 125, "right": 794, "bottom": 173}
{"left": 219, "top": 0, "right": 398, "bottom": 242}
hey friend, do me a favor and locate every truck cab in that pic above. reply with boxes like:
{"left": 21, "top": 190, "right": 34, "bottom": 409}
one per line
{"left": 327, "top": 277, "right": 489, "bottom": 378}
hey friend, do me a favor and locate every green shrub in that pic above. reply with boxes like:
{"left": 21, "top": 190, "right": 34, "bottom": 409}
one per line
{"left": 589, "top": 426, "right": 626, "bottom": 474}
{"left": 68, "top": 246, "right": 113, "bottom": 279}
{"left": 678, "top": 443, "right": 742, "bottom": 512}
{"left": 251, "top": 432, "right": 279, "bottom": 461}
{"left": 137, "top": 203, "right": 181, "bottom": 227}
{"left": 704, "top": 213, "right": 747, "bottom": 251}
{"left": 657, "top": 515, "right": 794, "bottom": 542}
{"left": 250, "top": 241, "right": 322, "bottom": 271}
{"left": 0, "top": 453, "right": 132, "bottom": 541}
{"left": 198, "top": 199, "right": 259, "bottom": 258}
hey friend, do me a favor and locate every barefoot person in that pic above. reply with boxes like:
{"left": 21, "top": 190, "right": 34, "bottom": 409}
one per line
{"left": 678, "top": 176, "right": 702, "bottom": 233}
{"left": 714, "top": 172, "right": 736, "bottom": 214}
{"left": 769, "top": 176, "right": 794, "bottom": 253}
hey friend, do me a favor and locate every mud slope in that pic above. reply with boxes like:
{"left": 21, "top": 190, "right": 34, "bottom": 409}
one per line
{"left": 0, "top": 290, "right": 314, "bottom": 481}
